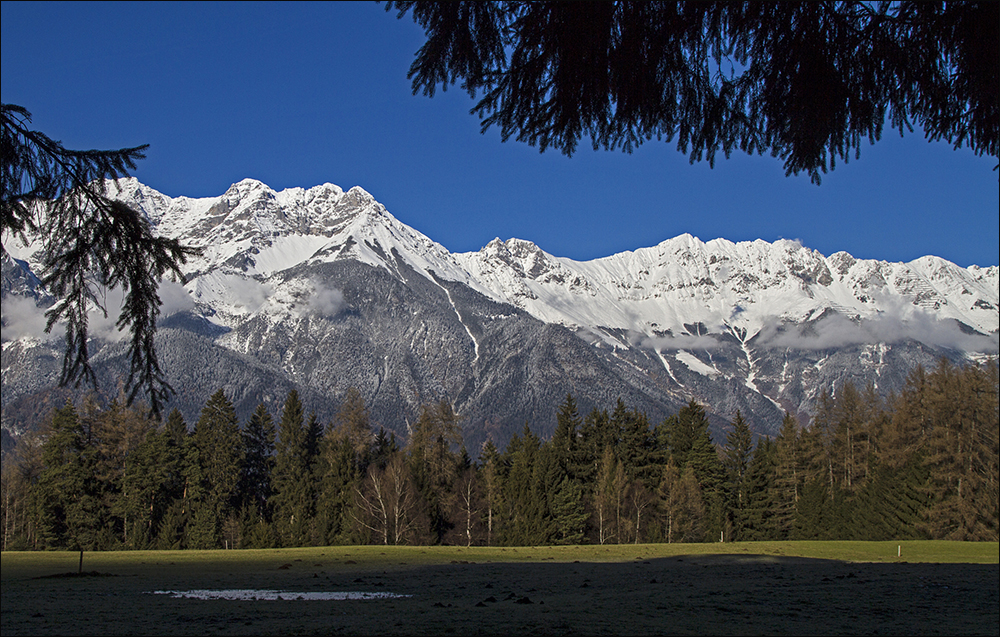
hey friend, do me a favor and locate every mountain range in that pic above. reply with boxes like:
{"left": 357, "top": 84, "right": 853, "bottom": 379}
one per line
{"left": 2, "top": 178, "right": 997, "bottom": 456}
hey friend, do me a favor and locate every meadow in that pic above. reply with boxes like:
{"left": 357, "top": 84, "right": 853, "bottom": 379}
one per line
{"left": 2, "top": 541, "right": 997, "bottom": 635}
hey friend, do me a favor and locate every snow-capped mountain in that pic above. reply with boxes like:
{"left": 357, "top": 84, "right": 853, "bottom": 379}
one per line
{"left": 2, "top": 178, "right": 997, "bottom": 455}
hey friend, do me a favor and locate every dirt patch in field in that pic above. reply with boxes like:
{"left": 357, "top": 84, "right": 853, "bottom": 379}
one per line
{"left": 2, "top": 554, "right": 997, "bottom": 635}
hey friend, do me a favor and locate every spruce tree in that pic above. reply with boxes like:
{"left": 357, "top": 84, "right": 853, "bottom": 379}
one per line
{"left": 614, "top": 402, "right": 659, "bottom": 489}
{"left": 187, "top": 389, "right": 244, "bottom": 549}
{"left": 34, "top": 401, "right": 95, "bottom": 549}
{"left": 687, "top": 423, "right": 726, "bottom": 541}
{"left": 315, "top": 388, "right": 374, "bottom": 544}
{"left": 154, "top": 408, "right": 189, "bottom": 549}
{"left": 551, "top": 394, "right": 582, "bottom": 477}
{"left": 477, "top": 438, "right": 503, "bottom": 546}
{"left": 120, "top": 426, "right": 175, "bottom": 548}
{"left": 550, "top": 476, "right": 588, "bottom": 545}
{"left": 771, "top": 411, "right": 802, "bottom": 539}
{"left": 407, "top": 400, "right": 464, "bottom": 544}
{"left": 498, "top": 424, "right": 545, "bottom": 546}
{"left": 722, "top": 410, "right": 754, "bottom": 539}
{"left": 387, "top": 3, "right": 999, "bottom": 184}
{"left": 239, "top": 403, "right": 276, "bottom": 526}
{"left": 791, "top": 475, "right": 830, "bottom": 540}
{"left": 271, "top": 389, "right": 313, "bottom": 546}
{"left": 741, "top": 437, "right": 778, "bottom": 540}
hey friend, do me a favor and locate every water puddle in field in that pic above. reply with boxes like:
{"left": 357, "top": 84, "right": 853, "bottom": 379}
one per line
{"left": 149, "top": 589, "right": 411, "bottom": 601}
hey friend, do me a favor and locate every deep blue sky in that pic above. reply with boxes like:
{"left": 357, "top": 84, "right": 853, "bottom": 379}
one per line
{"left": 3, "top": 1, "right": 997, "bottom": 267}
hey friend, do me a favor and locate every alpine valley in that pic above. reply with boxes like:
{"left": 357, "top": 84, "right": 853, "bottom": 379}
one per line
{"left": 2, "top": 178, "right": 997, "bottom": 457}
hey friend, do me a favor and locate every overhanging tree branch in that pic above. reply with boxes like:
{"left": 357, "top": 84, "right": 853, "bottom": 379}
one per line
{"left": 385, "top": 1, "right": 999, "bottom": 183}
{"left": 1, "top": 104, "right": 201, "bottom": 416}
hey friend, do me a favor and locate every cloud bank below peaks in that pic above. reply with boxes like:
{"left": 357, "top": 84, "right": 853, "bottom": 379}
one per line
{"left": 754, "top": 305, "right": 998, "bottom": 353}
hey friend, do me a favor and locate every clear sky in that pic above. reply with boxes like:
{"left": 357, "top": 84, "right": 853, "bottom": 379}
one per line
{"left": 3, "top": 1, "right": 998, "bottom": 267}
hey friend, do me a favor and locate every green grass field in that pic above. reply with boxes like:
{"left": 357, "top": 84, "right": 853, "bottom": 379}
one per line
{"left": 3, "top": 541, "right": 997, "bottom": 636}
{"left": 3, "top": 539, "right": 996, "bottom": 579}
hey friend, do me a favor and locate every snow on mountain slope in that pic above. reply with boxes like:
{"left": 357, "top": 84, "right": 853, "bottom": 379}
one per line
{"left": 453, "top": 234, "right": 998, "bottom": 354}
{"left": 6, "top": 177, "right": 995, "bottom": 353}
{"left": 3, "top": 178, "right": 997, "bottom": 451}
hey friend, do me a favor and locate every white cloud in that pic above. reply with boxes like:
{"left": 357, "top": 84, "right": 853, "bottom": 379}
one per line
{"left": 3, "top": 280, "right": 199, "bottom": 344}
{"left": 306, "top": 280, "right": 344, "bottom": 317}
{"left": 88, "top": 286, "right": 128, "bottom": 342}
{"left": 0, "top": 296, "right": 53, "bottom": 341}
{"left": 757, "top": 302, "right": 998, "bottom": 353}
{"left": 223, "top": 276, "right": 273, "bottom": 313}
{"left": 642, "top": 333, "right": 721, "bottom": 351}
{"left": 158, "top": 280, "right": 196, "bottom": 316}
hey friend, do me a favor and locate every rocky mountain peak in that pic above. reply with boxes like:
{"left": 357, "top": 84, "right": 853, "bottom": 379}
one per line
{"left": 2, "top": 178, "right": 996, "bottom": 455}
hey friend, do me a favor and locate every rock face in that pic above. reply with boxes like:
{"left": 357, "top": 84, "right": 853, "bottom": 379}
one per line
{"left": 2, "top": 178, "right": 997, "bottom": 456}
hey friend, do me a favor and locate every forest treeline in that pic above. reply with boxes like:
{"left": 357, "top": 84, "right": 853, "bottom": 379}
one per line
{"left": 1, "top": 358, "right": 996, "bottom": 550}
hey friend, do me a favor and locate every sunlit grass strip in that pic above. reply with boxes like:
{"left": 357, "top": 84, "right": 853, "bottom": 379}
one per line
{"left": 2, "top": 540, "right": 996, "bottom": 582}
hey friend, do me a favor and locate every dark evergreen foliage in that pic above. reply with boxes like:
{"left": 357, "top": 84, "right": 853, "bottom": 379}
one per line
{"left": 385, "top": 2, "right": 999, "bottom": 182}
{"left": 722, "top": 410, "right": 754, "bottom": 538}
{"left": 187, "top": 389, "right": 244, "bottom": 548}
{"left": 7, "top": 359, "right": 996, "bottom": 549}
{"left": 271, "top": 389, "right": 313, "bottom": 546}
{"left": 239, "top": 403, "right": 276, "bottom": 524}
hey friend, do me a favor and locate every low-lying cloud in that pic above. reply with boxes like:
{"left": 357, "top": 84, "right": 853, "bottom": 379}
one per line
{"left": 158, "top": 280, "right": 196, "bottom": 317}
{"left": 642, "top": 333, "right": 722, "bottom": 351}
{"left": 1, "top": 295, "right": 54, "bottom": 341}
{"left": 1, "top": 279, "right": 197, "bottom": 343}
{"left": 757, "top": 306, "right": 998, "bottom": 353}
{"left": 223, "top": 276, "right": 273, "bottom": 313}
{"left": 306, "top": 279, "right": 344, "bottom": 317}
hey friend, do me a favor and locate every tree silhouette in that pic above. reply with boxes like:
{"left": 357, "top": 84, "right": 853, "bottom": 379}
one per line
{"left": 385, "top": 1, "right": 998, "bottom": 183}
{"left": 1, "top": 104, "right": 199, "bottom": 415}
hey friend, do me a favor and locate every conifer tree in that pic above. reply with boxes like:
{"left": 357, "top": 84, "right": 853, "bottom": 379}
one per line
{"left": 550, "top": 476, "right": 588, "bottom": 545}
{"left": 387, "top": 3, "right": 999, "bottom": 183}
{"left": 34, "top": 401, "right": 97, "bottom": 549}
{"left": 551, "top": 393, "right": 582, "bottom": 477}
{"left": 477, "top": 438, "right": 503, "bottom": 546}
{"left": 153, "top": 408, "right": 189, "bottom": 549}
{"left": 187, "top": 389, "right": 244, "bottom": 549}
{"left": 120, "top": 424, "right": 177, "bottom": 548}
{"left": 658, "top": 460, "right": 705, "bottom": 543}
{"left": 657, "top": 400, "right": 709, "bottom": 468}
{"left": 771, "top": 411, "right": 803, "bottom": 539}
{"left": 239, "top": 403, "right": 276, "bottom": 525}
{"left": 741, "top": 437, "right": 778, "bottom": 540}
{"left": 592, "top": 444, "right": 630, "bottom": 544}
{"left": 90, "top": 396, "right": 155, "bottom": 546}
{"left": 163, "top": 407, "right": 188, "bottom": 445}
{"left": 687, "top": 422, "right": 726, "bottom": 541}
{"left": 921, "top": 359, "right": 999, "bottom": 540}
{"left": 407, "top": 399, "right": 464, "bottom": 543}
{"left": 315, "top": 388, "right": 374, "bottom": 544}
{"left": 722, "top": 410, "right": 754, "bottom": 539}
{"left": 271, "top": 389, "right": 313, "bottom": 546}
{"left": 614, "top": 401, "right": 659, "bottom": 489}
{"left": 849, "top": 456, "right": 929, "bottom": 540}
{"left": 791, "top": 475, "right": 832, "bottom": 540}
{"left": 1, "top": 426, "right": 45, "bottom": 550}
